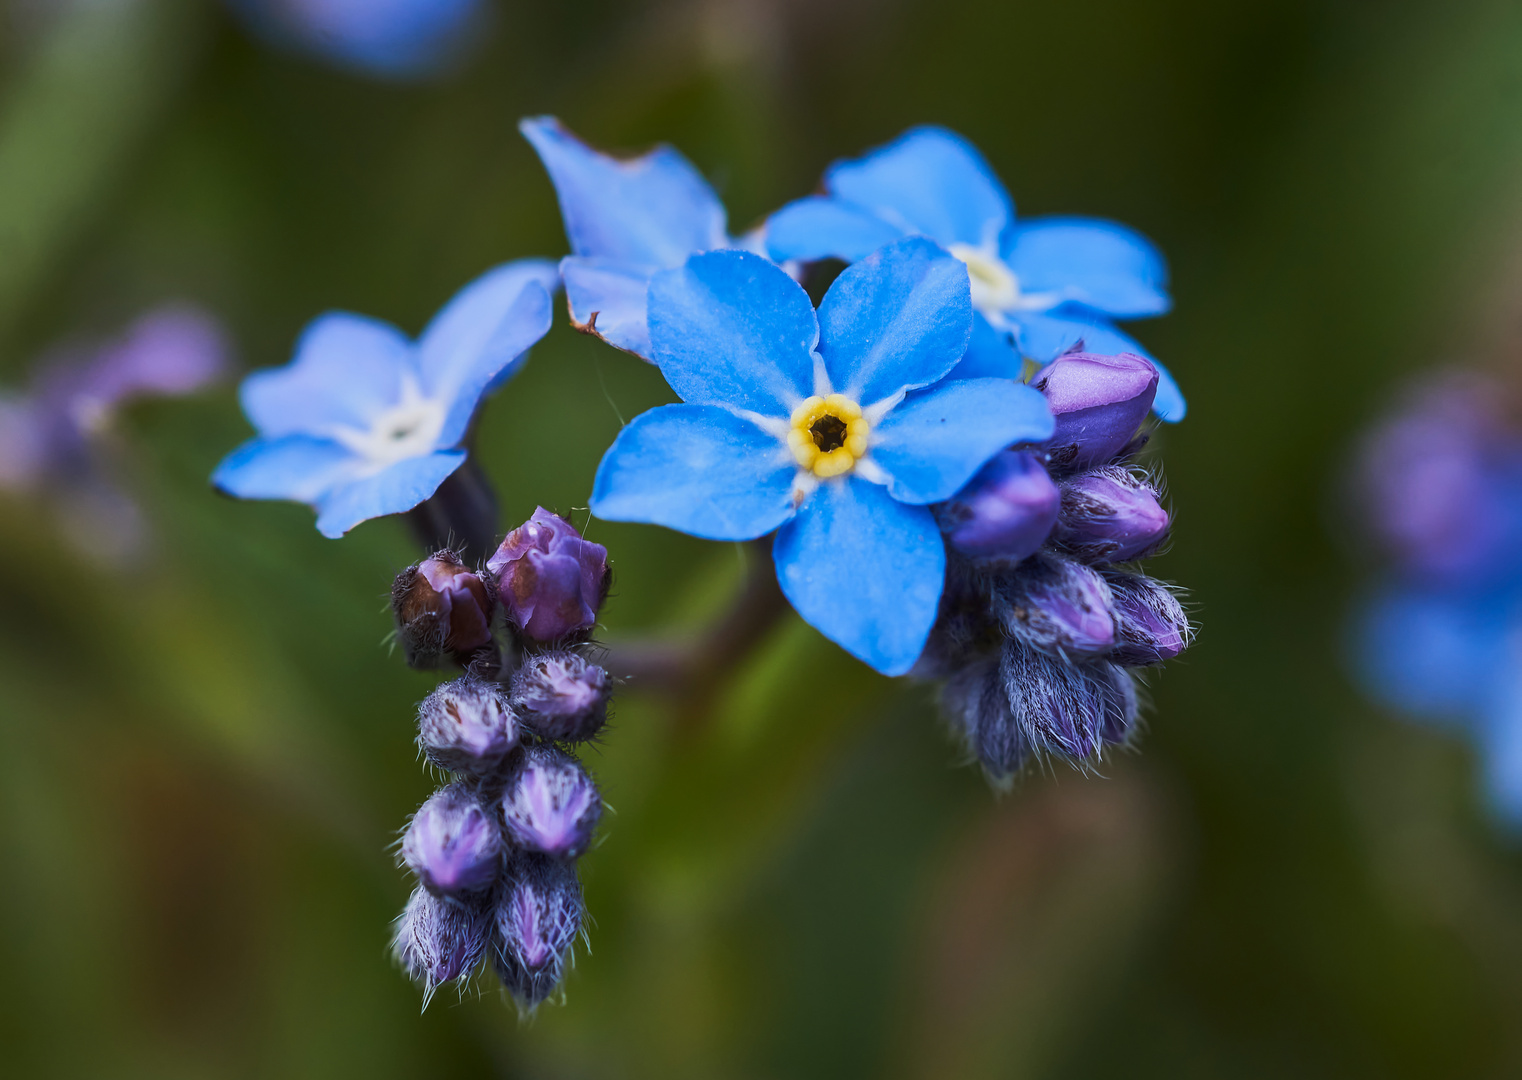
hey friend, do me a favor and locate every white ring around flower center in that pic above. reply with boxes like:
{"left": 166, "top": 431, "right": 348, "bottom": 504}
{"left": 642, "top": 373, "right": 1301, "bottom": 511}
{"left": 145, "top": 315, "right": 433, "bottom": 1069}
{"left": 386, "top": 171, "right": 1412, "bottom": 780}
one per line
{"left": 330, "top": 376, "right": 447, "bottom": 472}
{"left": 947, "top": 242, "right": 1022, "bottom": 315}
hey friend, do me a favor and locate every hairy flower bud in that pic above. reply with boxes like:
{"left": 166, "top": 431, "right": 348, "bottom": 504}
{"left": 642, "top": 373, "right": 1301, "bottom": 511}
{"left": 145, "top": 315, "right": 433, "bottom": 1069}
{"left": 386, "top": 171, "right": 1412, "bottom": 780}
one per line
{"left": 392, "top": 886, "right": 491, "bottom": 1003}
{"left": 1105, "top": 571, "right": 1191, "bottom": 665}
{"left": 417, "top": 677, "right": 519, "bottom": 775}
{"left": 488, "top": 508, "right": 610, "bottom": 643}
{"left": 938, "top": 450, "right": 1060, "bottom": 561}
{"left": 492, "top": 853, "right": 583, "bottom": 1010}
{"left": 511, "top": 651, "right": 610, "bottom": 742}
{"left": 993, "top": 552, "right": 1116, "bottom": 656}
{"left": 1053, "top": 465, "right": 1170, "bottom": 564}
{"left": 501, "top": 746, "right": 601, "bottom": 859}
{"left": 941, "top": 655, "right": 1030, "bottom": 786}
{"left": 401, "top": 783, "right": 503, "bottom": 896}
{"left": 1033, "top": 352, "right": 1158, "bottom": 472}
{"left": 1000, "top": 640, "right": 1136, "bottom": 759}
{"left": 392, "top": 549, "right": 495, "bottom": 665}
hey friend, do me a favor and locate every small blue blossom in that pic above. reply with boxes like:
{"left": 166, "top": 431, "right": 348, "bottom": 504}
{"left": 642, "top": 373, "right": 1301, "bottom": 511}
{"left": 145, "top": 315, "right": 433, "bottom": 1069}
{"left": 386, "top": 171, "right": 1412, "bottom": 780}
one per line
{"left": 225, "top": 0, "right": 487, "bottom": 79}
{"left": 766, "top": 126, "right": 1185, "bottom": 422}
{"left": 520, "top": 116, "right": 763, "bottom": 359}
{"left": 590, "top": 237, "right": 1054, "bottom": 675}
{"left": 214, "top": 260, "right": 557, "bottom": 538}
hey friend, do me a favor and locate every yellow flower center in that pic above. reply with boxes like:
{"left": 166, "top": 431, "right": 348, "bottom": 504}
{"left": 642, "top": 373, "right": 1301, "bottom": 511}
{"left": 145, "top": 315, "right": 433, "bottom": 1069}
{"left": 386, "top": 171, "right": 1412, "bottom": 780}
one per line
{"left": 787, "top": 394, "right": 870, "bottom": 478}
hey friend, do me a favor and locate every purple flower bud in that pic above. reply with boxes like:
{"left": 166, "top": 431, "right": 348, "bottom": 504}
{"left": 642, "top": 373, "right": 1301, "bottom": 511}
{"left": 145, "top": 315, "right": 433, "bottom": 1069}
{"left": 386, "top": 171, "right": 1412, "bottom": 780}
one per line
{"left": 417, "top": 677, "right": 519, "bottom": 775}
{"left": 1105, "top": 571, "right": 1191, "bottom": 665}
{"left": 401, "top": 783, "right": 503, "bottom": 896}
{"left": 487, "top": 508, "right": 610, "bottom": 644}
{"left": 938, "top": 450, "right": 1061, "bottom": 561}
{"left": 940, "top": 655, "right": 1029, "bottom": 787}
{"left": 392, "top": 886, "right": 491, "bottom": 1004}
{"left": 1000, "top": 640, "right": 1136, "bottom": 759}
{"left": 511, "top": 651, "right": 611, "bottom": 742}
{"left": 491, "top": 853, "right": 583, "bottom": 1010}
{"left": 392, "top": 549, "right": 495, "bottom": 665}
{"left": 993, "top": 552, "right": 1116, "bottom": 656}
{"left": 501, "top": 746, "right": 601, "bottom": 859}
{"left": 1032, "top": 352, "right": 1158, "bottom": 472}
{"left": 1053, "top": 465, "right": 1170, "bottom": 564}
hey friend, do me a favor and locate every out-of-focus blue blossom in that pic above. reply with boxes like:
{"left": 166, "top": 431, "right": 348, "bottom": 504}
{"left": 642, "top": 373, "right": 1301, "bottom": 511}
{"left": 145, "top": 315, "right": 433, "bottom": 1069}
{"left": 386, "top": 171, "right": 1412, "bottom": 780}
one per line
{"left": 766, "top": 126, "right": 1185, "bottom": 421}
{"left": 520, "top": 116, "right": 764, "bottom": 359}
{"left": 213, "top": 261, "right": 556, "bottom": 538}
{"left": 590, "top": 238, "right": 1055, "bottom": 675}
{"left": 225, "top": 0, "right": 488, "bottom": 80}
{"left": 1350, "top": 371, "right": 1522, "bottom": 827}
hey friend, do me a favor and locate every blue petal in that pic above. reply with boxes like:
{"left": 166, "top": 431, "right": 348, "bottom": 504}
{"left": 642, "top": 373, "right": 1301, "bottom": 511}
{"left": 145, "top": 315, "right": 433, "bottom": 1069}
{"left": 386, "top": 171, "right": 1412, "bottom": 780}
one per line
{"left": 1480, "top": 668, "right": 1522, "bottom": 826}
{"left": 647, "top": 250, "right": 818, "bottom": 416}
{"left": 1004, "top": 217, "right": 1170, "bottom": 319}
{"left": 947, "top": 312, "right": 1024, "bottom": 380}
{"left": 773, "top": 477, "right": 944, "bottom": 675}
{"left": 816, "top": 237, "right": 971, "bottom": 404}
{"left": 241, "top": 313, "right": 415, "bottom": 438}
{"left": 419, "top": 261, "right": 557, "bottom": 445}
{"left": 520, "top": 116, "right": 728, "bottom": 268}
{"left": 313, "top": 450, "right": 467, "bottom": 538}
{"left": 591, "top": 404, "right": 797, "bottom": 540}
{"left": 1013, "top": 311, "right": 1186, "bottom": 422}
{"left": 764, "top": 195, "right": 906, "bottom": 263}
{"left": 824, "top": 126, "right": 1012, "bottom": 248}
{"left": 870, "top": 378, "right": 1055, "bottom": 504}
{"left": 561, "top": 256, "right": 657, "bottom": 358}
{"left": 212, "top": 435, "right": 360, "bottom": 504}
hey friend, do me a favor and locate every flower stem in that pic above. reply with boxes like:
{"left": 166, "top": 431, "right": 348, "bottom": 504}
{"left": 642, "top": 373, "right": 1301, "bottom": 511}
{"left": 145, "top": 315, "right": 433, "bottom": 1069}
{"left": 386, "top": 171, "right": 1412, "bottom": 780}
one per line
{"left": 405, "top": 456, "right": 499, "bottom": 562}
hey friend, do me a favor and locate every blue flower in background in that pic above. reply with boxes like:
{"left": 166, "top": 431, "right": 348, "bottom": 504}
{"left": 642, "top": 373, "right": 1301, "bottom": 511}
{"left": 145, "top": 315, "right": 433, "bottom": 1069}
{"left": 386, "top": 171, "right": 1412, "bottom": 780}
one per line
{"left": 766, "top": 126, "right": 1185, "bottom": 422}
{"left": 520, "top": 116, "right": 762, "bottom": 360}
{"left": 591, "top": 238, "right": 1055, "bottom": 675}
{"left": 226, "top": 0, "right": 487, "bottom": 80}
{"left": 214, "top": 260, "right": 557, "bottom": 538}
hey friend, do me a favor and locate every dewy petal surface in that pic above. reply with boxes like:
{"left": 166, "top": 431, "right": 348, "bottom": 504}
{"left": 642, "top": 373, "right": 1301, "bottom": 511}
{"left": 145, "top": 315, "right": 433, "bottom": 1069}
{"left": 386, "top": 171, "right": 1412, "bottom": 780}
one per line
{"left": 418, "top": 259, "right": 559, "bottom": 417}
{"left": 1003, "top": 217, "right": 1171, "bottom": 319}
{"left": 648, "top": 251, "right": 818, "bottom": 415}
{"left": 1014, "top": 311, "right": 1187, "bottom": 422}
{"left": 560, "top": 256, "right": 658, "bottom": 358}
{"left": 212, "top": 435, "right": 360, "bottom": 504}
{"left": 520, "top": 116, "right": 728, "bottom": 268}
{"left": 314, "top": 449, "right": 466, "bottom": 538}
{"left": 241, "top": 313, "right": 415, "bottom": 437}
{"left": 816, "top": 237, "right": 971, "bottom": 404}
{"left": 591, "top": 404, "right": 797, "bottom": 540}
{"left": 870, "top": 378, "right": 1055, "bottom": 505}
{"left": 825, "top": 126, "right": 1013, "bottom": 248}
{"left": 764, "top": 195, "right": 906, "bottom": 263}
{"left": 773, "top": 477, "right": 944, "bottom": 675}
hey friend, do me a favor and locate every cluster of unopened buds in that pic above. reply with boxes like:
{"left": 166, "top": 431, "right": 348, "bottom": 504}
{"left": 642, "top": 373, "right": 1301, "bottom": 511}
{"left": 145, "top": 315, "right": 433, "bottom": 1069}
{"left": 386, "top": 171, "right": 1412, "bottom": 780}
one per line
{"left": 389, "top": 510, "right": 613, "bottom": 1009}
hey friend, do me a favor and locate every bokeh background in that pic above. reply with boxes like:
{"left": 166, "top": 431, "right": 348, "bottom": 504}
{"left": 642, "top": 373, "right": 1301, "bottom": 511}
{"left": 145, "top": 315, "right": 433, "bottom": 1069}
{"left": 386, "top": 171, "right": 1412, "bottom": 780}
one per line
{"left": 4, "top": 0, "right": 1522, "bottom": 1076}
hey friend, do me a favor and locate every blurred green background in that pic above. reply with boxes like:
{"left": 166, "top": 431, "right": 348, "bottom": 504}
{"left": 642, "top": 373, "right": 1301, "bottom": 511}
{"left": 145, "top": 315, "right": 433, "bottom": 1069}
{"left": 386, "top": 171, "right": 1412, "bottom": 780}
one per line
{"left": 4, "top": 0, "right": 1522, "bottom": 1076}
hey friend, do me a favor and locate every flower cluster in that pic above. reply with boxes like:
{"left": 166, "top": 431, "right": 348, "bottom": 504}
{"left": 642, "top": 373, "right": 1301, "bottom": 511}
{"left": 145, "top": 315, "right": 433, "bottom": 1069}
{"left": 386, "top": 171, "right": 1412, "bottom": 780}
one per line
{"left": 390, "top": 508, "right": 612, "bottom": 1010}
{"left": 1350, "top": 372, "right": 1522, "bottom": 824}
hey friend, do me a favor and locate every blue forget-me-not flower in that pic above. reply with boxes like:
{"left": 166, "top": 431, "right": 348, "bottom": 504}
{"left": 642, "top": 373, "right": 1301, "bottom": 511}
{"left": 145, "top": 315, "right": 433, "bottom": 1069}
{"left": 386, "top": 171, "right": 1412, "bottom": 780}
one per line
{"left": 214, "top": 260, "right": 557, "bottom": 538}
{"left": 590, "top": 237, "right": 1055, "bottom": 675}
{"left": 225, "top": 0, "right": 488, "bottom": 79}
{"left": 766, "top": 126, "right": 1185, "bottom": 422}
{"left": 520, "top": 116, "right": 764, "bottom": 360}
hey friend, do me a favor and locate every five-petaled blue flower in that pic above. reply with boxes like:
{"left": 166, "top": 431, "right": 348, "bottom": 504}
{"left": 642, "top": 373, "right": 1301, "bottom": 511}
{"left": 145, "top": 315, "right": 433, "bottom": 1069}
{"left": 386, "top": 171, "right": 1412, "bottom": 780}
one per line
{"left": 590, "top": 238, "right": 1055, "bottom": 675}
{"left": 213, "top": 261, "right": 558, "bottom": 538}
{"left": 766, "top": 126, "right": 1185, "bottom": 422}
{"left": 225, "top": 0, "right": 487, "bottom": 80}
{"left": 520, "top": 116, "right": 762, "bottom": 360}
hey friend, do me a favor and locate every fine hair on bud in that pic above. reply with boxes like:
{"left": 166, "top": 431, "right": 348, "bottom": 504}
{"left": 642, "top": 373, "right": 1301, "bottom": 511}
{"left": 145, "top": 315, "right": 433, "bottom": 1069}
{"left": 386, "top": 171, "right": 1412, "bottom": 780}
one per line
{"left": 501, "top": 745, "right": 602, "bottom": 859}
{"left": 940, "top": 654, "right": 1029, "bottom": 788}
{"left": 1053, "top": 465, "right": 1171, "bottom": 565}
{"left": 992, "top": 552, "right": 1116, "bottom": 657}
{"left": 1000, "top": 639, "right": 1135, "bottom": 761}
{"left": 392, "top": 885, "right": 492, "bottom": 1007}
{"left": 491, "top": 853, "right": 584, "bottom": 1012}
{"left": 511, "top": 651, "right": 610, "bottom": 742}
{"left": 1104, "top": 570, "right": 1192, "bottom": 666}
{"left": 391, "top": 549, "right": 496, "bottom": 667}
{"left": 401, "top": 782, "right": 504, "bottom": 897}
{"left": 417, "top": 677, "right": 519, "bottom": 776}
